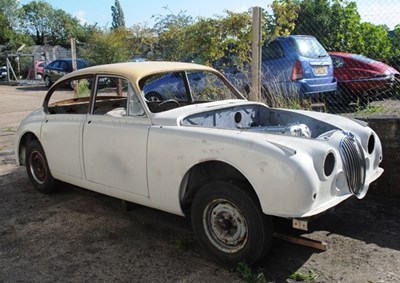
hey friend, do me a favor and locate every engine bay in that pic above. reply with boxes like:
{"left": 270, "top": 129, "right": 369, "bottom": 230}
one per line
{"left": 181, "top": 104, "right": 338, "bottom": 139}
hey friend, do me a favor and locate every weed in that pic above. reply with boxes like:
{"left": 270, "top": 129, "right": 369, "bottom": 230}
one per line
{"left": 289, "top": 269, "right": 318, "bottom": 282}
{"left": 356, "top": 104, "right": 385, "bottom": 115}
{"left": 75, "top": 79, "right": 91, "bottom": 98}
{"left": 0, "top": 146, "right": 5, "bottom": 151}
{"left": 236, "top": 261, "right": 267, "bottom": 283}
{"left": 3, "top": 127, "right": 15, "bottom": 132}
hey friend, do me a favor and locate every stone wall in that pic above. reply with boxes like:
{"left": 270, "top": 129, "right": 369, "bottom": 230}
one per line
{"left": 31, "top": 45, "right": 71, "bottom": 63}
{"left": 362, "top": 117, "right": 400, "bottom": 198}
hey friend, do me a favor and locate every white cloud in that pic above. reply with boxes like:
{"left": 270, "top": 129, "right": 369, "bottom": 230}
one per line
{"left": 356, "top": 0, "right": 400, "bottom": 30}
{"left": 75, "top": 10, "right": 87, "bottom": 25}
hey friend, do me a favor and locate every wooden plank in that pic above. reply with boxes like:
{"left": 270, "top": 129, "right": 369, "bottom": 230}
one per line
{"left": 273, "top": 232, "right": 327, "bottom": 251}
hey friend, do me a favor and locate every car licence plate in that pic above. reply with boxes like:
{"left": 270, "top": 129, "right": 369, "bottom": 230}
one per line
{"left": 314, "top": 66, "right": 328, "bottom": 75}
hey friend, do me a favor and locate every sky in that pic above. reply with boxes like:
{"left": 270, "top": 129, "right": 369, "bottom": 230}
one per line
{"left": 18, "top": 0, "right": 400, "bottom": 30}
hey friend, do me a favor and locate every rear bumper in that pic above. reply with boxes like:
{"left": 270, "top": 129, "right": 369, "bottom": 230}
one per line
{"left": 339, "top": 75, "right": 397, "bottom": 95}
{"left": 299, "top": 78, "right": 337, "bottom": 98}
{"left": 263, "top": 78, "right": 337, "bottom": 99}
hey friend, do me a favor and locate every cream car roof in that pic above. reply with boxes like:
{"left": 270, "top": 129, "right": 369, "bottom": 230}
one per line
{"left": 61, "top": 61, "right": 217, "bottom": 85}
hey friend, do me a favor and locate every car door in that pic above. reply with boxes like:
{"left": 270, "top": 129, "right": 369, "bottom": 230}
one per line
{"left": 82, "top": 76, "right": 150, "bottom": 197}
{"left": 41, "top": 75, "right": 93, "bottom": 180}
{"left": 261, "top": 39, "right": 291, "bottom": 87}
{"left": 47, "top": 60, "right": 61, "bottom": 82}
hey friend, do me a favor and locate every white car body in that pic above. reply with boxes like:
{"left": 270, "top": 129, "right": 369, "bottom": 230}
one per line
{"left": 16, "top": 62, "right": 383, "bottom": 265}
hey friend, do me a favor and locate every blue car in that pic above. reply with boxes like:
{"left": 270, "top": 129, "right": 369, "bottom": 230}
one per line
{"left": 216, "top": 35, "right": 337, "bottom": 101}
{"left": 43, "top": 58, "right": 89, "bottom": 88}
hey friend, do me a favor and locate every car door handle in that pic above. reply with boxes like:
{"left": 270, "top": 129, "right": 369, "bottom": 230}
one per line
{"left": 88, "top": 120, "right": 91, "bottom": 124}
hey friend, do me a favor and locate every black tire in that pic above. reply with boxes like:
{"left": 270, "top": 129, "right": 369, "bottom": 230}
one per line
{"left": 191, "top": 181, "right": 273, "bottom": 267}
{"left": 44, "top": 76, "right": 52, "bottom": 88}
{"left": 68, "top": 80, "right": 75, "bottom": 90}
{"left": 25, "top": 140, "right": 55, "bottom": 193}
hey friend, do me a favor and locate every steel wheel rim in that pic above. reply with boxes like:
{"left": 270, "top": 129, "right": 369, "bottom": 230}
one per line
{"left": 203, "top": 199, "right": 248, "bottom": 253}
{"left": 29, "top": 150, "right": 47, "bottom": 185}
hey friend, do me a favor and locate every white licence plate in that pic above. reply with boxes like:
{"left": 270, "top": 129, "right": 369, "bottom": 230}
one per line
{"left": 314, "top": 66, "right": 328, "bottom": 75}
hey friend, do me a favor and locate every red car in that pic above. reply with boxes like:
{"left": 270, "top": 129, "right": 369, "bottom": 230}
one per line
{"left": 27, "top": 60, "right": 45, "bottom": 80}
{"left": 329, "top": 52, "right": 399, "bottom": 104}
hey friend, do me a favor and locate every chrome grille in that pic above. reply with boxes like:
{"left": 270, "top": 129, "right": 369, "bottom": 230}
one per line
{"left": 339, "top": 132, "right": 366, "bottom": 196}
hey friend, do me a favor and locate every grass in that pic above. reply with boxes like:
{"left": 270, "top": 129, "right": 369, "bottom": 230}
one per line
{"left": 236, "top": 262, "right": 267, "bottom": 283}
{"left": 356, "top": 104, "right": 385, "bottom": 115}
{"left": 289, "top": 270, "right": 319, "bottom": 282}
{"left": 3, "top": 127, "right": 15, "bottom": 132}
{"left": 75, "top": 79, "right": 91, "bottom": 98}
{"left": 0, "top": 146, "right": 5, "bottom": 152}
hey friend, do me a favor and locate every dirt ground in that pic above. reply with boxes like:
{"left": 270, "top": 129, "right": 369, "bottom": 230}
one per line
{"left": 1, "top": 84, "right": 399, "bottom": 282}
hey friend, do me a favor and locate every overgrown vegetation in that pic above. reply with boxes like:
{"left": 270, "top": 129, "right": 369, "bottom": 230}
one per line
{"left": 3, "top": 127, "right": 15, "bottom": 133}
{"left": 236, "top": 261, "right": 267, "bottom": 283}
{"left": 2, "top": 0, "right": 400, "bottom": 68}
{"left": 1, "top": 0, "right": 399, "bottom": 110}
{"left": 356, "top": 104, "right": 385, "bottom": 115}
{"left": 289, "top": 269, "right": 319, "bottom": 281}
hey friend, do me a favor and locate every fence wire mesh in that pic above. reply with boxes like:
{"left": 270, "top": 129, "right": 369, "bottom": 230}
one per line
{"left": 3, "top": 0, "right": 399, "bottom": 116}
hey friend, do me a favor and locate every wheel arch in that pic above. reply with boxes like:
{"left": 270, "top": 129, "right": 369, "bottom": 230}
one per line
{"left": 18, "top": 132, "right": 39, "bottom": 166}
{"left": 179, "top": 160, "right": 261, "bottom": 217}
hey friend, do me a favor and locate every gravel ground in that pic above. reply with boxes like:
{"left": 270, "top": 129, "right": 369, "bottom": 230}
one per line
{"left": 1, "top": 84, "right": 399, "bottom": 282}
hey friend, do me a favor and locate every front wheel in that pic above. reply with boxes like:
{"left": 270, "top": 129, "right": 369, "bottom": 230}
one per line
{"left": 191, "top": 181, "right": 273, "bottom": 267}
{"left": 44, "top": 76, "right": 52, "bottom": 88}
{"left": 25, "top": 140, "right": 55, "bottom": 193}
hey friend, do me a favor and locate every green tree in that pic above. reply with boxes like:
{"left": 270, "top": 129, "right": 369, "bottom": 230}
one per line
{"left": 390, "top": 25, "right": 400, "bottom": 58}
{"left": 21, "top": 0, "right": 53, "bottom": 45}
{"left": 356, "top": 23, "right": 391, "bottom": 59}
{"left": 152, "top": 8, "right": 193, "bottom": 60}
{"left": 0, "top": 0, "right": 33, "bottom": 49}
{"left": 21, "top": 0, "right": 87, "bottom": 46}
{"left": 0, "top": 11, "right": 12, "bottom": 45}
{"left": 327, "top": 0, "right": 362, "bottom": 52}
{"left": 82, "top": 28, "right": 131, "bottom": 65}
{"left": 196, "top": 11, "right": 252, "bottom": 66}
{"left": 128, "top": 24, "right": 157, "bottom": 59}
{"left": 293, "top": 0, "right": 332, "bottom": 46}
{"left": 47, "top": 9, "right": 82, "bottom": 46}
{"left": 268, "top": 0, "right": 300, "bottom": 38}
{"left": 0, "top": 0, "right": 21, "bottom": 29}
{"left": 111, "top": 0, "right": 125, "bottom": 30}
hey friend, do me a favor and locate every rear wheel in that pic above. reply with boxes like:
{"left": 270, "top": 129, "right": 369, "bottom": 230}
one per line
{"left": 25, "top": 140, "right": 55, "bottom": 193}
{"left": 191, "top": 181, "right": 273, "bottom": 267}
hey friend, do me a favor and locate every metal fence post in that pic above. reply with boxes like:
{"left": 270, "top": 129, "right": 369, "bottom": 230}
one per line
{"left": 71, "top": 38, "right": 77, "bottom": 72}
{"left": 251, "top": 6, "right": 262, "bottom": 102}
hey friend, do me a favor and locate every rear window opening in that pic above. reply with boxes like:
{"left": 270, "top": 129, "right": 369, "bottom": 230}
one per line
{"left": 293, "top": 37, "right": 329, "bottom": 59}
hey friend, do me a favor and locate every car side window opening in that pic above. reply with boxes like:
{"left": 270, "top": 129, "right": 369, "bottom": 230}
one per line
{"left": 46, "top": 76, "right": 94, "bottom": 115}
{"left": 262, "top": 41, "right": 285, "bottom": 61}
{"left": 93, "top": 76, "right": 145, "bottom": 117}
{"left": 128, "top": 83, "right": 146, "bottom": 117}
{"left": 92, "top": 76, "right": 128, "bottom": 116}
{"left": 141, "top": 71, "right": 240, "bottom": 113}
{"left": 188, "top": 71, "right": 238, "bottom": 101}
{"left": 331, "top": 56, "right": 345, "bottom": 68}
{"left": 293, "top": 37, "right": 329, "bottom": 58}
{"left": 60, "top": 61, "right": 68, "bottom": 71}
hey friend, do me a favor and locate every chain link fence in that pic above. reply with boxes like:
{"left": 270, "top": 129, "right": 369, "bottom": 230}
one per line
{"left": 9, "top": 1, "right": 400, "bottom": 116}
